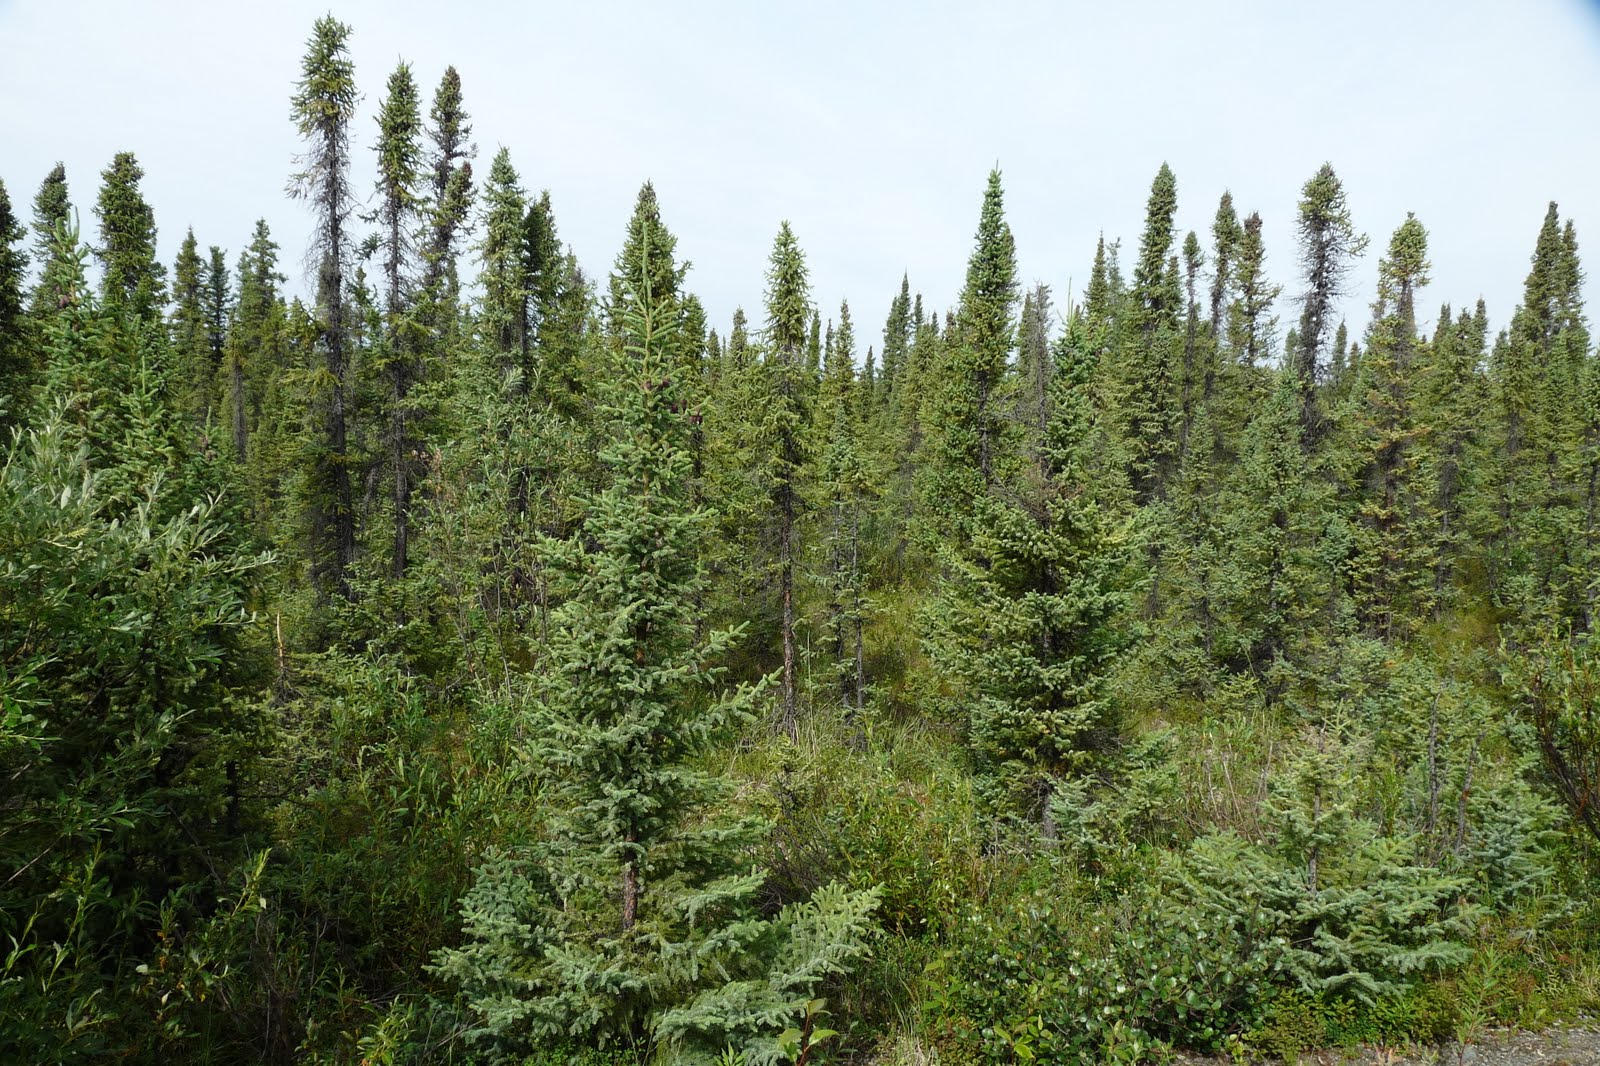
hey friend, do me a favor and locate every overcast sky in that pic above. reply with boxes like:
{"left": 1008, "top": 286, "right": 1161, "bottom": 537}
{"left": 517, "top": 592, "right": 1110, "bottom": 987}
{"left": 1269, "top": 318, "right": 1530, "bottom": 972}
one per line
{"left": 4, "top": 0, "right": 1599, "bottom": 349}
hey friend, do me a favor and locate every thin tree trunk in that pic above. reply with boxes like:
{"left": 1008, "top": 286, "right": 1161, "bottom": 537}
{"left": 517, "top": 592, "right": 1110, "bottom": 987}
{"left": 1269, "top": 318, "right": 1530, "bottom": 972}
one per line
{"left": 781, "top": 502, "right": 797, "bottom": 735}
{"left": 852, "top": 509, "right": 865, "bottom": 715}
{"left": 230, "top": 354, "right": 247, "bottom": 461}
{"left": 621, "top": 836, "right": 638, "bottom": 932}
{"left": 390, "top": 337, "right": 408, "bottom": 586}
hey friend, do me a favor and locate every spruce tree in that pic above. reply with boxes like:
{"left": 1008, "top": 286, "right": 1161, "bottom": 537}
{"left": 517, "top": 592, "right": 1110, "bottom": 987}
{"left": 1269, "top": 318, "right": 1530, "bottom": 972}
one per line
{"left": 806, "top": 310, "right": 823, "bottom": 379}
{"left": 607, "top": 182, "right": 685, "bottom": 338}
{"left": 469, "top": 147, "right": 592, "bottom": 624}
{"left": 1180, "top": 229, "right": 1206, "bottom": 455}
{"left": 168, "top": 228, "right": 209, "bottom": 419}
{"left": 524, "top": 191, "right": 563, "bottom": 327}
{"left": 373, "top": 60, "right": 426, "bottom": 580}
{"left": 1016, "top": 283, "right": 1052, "bottom": 442}
{"left": 94, "top": 152, "right": 166, "bottom": 324}
{"left": 0, "top": 179, "right": 28, "bottom": 426}
{"left": 728, "top": 306, "right": 750, "bottom": 368}
{"left": 435, "top": 232, "right": 876, "bottom": 1062}
{"left": 224, "top": 220, "right": 284, "bottom": 464}
{"left": 1215, "top": 367, "right": 1338, "bottom": 698}
{"left": 1084, "top": 234, "right": 1117, "bottom": 334}
{"left": 202, "top": 245, "right": 230, "bottom": 376}
{"left": 1222, "top": 211, "right": 1279, "bottom": 433}
{"left": 1480, "top": 203, "right": 1592, "bottom": 624}
{"left": 421, "top": 65, "right": 474, "bottom": 314}
{"left": 1117, "top": 163, "right": 1183, "bottom": 503}
{"left": 1345, "top": 213, "right": 1433, "bottom": 636}
{"left": 1293, "top": 164, "right": 1366, "bottom": 450}
{"left": 763, "top": 221, "right": 812, "bottom": 733}
{"left": 1208, "top": 191, "right": 1242, "bottom": 341}
{"left": 924, "top": 168, "right": 1017, "bottom": 544}
{"left": 539, "top": 249, "right": 597, "bottom": 428}
{"left": 478, "top": 147, "right": 530, "bottom": 367}
{"left": 403, "top": 70, "right": 477, "bottom": 600}
{"left": 870, "top": 276, "right": 928, "bottom": 583}
{"left": 525, "top": 191, "right": 573, "bottom": 390}
{"left": 289, "top": 14, "right": 359, "bottom": 607}
{"left": 1418, "top": 301, "right": 1487, "bottom": 607}
{"left": 813, "top": 298, "right": 874, "bottom": 711}
{"left": 28, "top": 163, "right": 73, "bottom": 320}
{"left": 932, "top": 311, "right": 1131, "bottom": 811}
{"left": 881, "top": 272, "right": 911, "bottom": 402}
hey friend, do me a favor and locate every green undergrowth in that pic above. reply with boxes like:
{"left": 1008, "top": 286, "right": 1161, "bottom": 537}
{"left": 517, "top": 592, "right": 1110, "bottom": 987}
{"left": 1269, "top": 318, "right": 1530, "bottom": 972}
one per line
{"left": 715, "top": 701, "right": 1600, "bottom": 1066}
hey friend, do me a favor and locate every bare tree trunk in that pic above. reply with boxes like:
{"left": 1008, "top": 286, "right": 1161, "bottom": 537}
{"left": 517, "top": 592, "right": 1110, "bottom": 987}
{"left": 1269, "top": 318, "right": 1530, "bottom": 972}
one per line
{"left": 852, "top": 510, "right": 865, "bottom": 715}
{"left": 393, "top": 379, "right": 410, "bottom": 581}
{"left": 781, "top": 498, "right": 797, "bottom": 736}
{"left": 325, "top": 244, "right": 354, "bottom": 601}
{"left": 230, "top": 354, "right": 247, "bottom": 462}
{"left": 621, "top": 833, "right": 638, "bottom": 932}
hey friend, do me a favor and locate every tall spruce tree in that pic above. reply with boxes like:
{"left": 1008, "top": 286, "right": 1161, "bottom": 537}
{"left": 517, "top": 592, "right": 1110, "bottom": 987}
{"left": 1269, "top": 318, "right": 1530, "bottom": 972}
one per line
{"left": 923, "top": 168, "right": 1018, "bottom": 545}
{"left": 763, "top": 221, "right": 812, "bottom": 733}
{"left": 289, "top": 14, "right": 359, "bottom": 607}
{"left": 1223, "top": 211, "right": 1279, "bottom": 432}
{"left": 202, "top": 245, "right": 230, "bottom": 376}
{"left": 224, "top": 219, "right": 284, "bottom": 463}
{"left": 1293, "top": 163, "right": 1366, "bottom": 450}
{"left": 1216, "top": 366, "right": 1338, "bottom": 698}
{"left": 607, "top": 182, "right": 684, "bottom": 338}
{"left": 524, "top": 192, "right": 567, "bottom": 369}
{"left": 813, "top": 298, "right": 874, "bottom": 711}
{"left": 421, "top": 65, "right": 474, "bottom": 316}
{"left": 1208, "top": 191, "right": 1242, "bottom": 341}
{"left": 1179, "top": 229, "right": 1206, "bottom": 456}
{"left": 373, "top": 60, "right": 426, "bottom": 580}
{"left": 28, "top": 163, "right": 73, "bottom": 321}
{"left": 881, "top": 272, "right": 911, "bottom": 402}
{"left": 1345, "top": 213, "right": 1433, "bottom": 636}
{"left": 1481, "top": 203, "right": 1592, "bottom": 624}
{"left": 1418, "top": 301, "right": 1487, "bottom": 608}
{"left": 0, "top": 179, "right": 28, "bottom": 426}
{"left": 169, "top": 228, "right": 209, "bottom": 419}
{"left": 1016, "top": 282, "right": 1053, "bottom": 443}
{"left": 94, "top": 152, "right": 166, "bottom": 325}
{"left": 1117, "top": 163, "right": 1184, "bottom": 503}
{"left": 478, "top": 147, "right": 530, "bottom": 367}
{"left": 1084, "top": 234, "right": 1117, "bottom": 335}
{"left": 871, "top": 276, "right": 929, "bottom": 583}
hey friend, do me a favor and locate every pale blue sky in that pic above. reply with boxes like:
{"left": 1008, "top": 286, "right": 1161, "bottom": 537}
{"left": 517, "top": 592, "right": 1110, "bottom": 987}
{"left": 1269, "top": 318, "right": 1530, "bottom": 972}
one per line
{"left": 3, "top": 0, "right": 1599, "bottom": 348}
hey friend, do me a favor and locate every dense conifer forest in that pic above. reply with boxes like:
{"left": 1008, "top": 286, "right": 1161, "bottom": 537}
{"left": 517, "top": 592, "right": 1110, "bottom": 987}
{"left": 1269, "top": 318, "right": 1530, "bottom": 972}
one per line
{"left": 7, "top": 16, "right": 1600, "bottom": 1065}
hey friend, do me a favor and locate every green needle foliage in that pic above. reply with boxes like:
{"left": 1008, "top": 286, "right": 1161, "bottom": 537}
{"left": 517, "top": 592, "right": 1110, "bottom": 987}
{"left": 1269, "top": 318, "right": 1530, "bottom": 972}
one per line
{"left": 0, "top": 178, "right": 28, "bottom": 426}
{"left": 93, "top": 151, "right": 167, "bottom": 325}
{"left": 435, "top": 241, "right": 877, "bottom": 1063}
{"left": 930, "top": 311, "right": 1133, "bottom": 812}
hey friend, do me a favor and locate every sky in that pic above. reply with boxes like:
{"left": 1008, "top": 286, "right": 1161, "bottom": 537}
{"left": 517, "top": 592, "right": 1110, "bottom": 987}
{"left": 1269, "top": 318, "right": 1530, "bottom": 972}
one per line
{"left": 4, "top": 0, "right": 1600, "bottom": 348}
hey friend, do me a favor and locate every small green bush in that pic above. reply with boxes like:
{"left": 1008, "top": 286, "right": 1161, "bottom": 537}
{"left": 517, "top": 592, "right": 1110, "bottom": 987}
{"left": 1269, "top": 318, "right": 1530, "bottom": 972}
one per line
{"left": 930, "top": 869, "right": 1280, "bottom": 1063}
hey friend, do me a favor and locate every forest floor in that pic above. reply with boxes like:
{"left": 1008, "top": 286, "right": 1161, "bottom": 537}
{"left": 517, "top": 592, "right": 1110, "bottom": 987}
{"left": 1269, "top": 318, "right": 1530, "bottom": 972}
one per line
{"left": 1171, "top": 1026, "right": 1600, "bottom": 1065}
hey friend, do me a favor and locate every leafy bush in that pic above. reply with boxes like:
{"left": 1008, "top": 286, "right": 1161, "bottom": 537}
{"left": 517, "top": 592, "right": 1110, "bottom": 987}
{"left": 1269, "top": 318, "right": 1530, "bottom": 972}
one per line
{"left": 754, "top": 718, "right": 994, "bottom": 937}
{"left": 1245, "top": 985, "right": 1456, "bottom": 1060}
{"left": 931, "top": 865, "right": 1281, "bottom": 1063}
